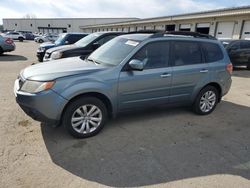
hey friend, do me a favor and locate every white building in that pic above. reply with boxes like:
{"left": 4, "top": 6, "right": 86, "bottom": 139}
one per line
{"left": 79, "top": 6, "right": 250, "bottom": 40}
{"left": 2, "top": 18, "right": 138, "bottom": 34}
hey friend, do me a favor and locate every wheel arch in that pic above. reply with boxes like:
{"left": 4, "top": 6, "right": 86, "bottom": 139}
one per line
{"left": 61, "top": 92, "right": 114, "bottom": 122}
{"left": 197, "top": 82, "right": 222, "bottom": 102}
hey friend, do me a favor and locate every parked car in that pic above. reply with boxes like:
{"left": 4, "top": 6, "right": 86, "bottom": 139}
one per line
{"left": 3, "top": 31, "right": 25, "bottom": 42}
{"left": 24, "top": 33, "right": 35, "bottom": 40}
{"left": 43, "top": 32, "right": 124, "bottom": 62}
{"left": 225, "top": 40, "right": 250, "bottom": 69}
{"left": 0, "top": 35, "right": 15, "bottom": 55}
{"left": 14, "top": 32, "right": 232, "bottom": 138}
{"left": 36, "top": 33, "right": 88, "bottom": 62}
{"left": 34, "top": 33, "right": 58, "bottom": 43}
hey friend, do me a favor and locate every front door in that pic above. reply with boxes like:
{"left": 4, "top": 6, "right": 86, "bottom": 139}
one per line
{"left": 118, "top": 41, "right": 172, "bottom": 110}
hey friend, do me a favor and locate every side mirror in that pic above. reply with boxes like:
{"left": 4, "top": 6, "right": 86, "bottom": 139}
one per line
{"left": 92, "top": 42, "right": 100, "bottom": 49}
{"left": 64, "top": 40, "right": 69, "bottom": 45}
{"left": 128, "top": 59, "right": 144, "bottom": 71}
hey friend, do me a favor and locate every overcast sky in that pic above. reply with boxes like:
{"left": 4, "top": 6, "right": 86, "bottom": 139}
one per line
{"left": 1, "top": 0, "right": 250, "bottom": 24}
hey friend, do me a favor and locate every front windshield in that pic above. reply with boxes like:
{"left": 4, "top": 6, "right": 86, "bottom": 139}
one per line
{"left": 87, "top": 36, "right": 140, "bottom": 66}
{"left": 75, "top": 33, "right": 102, "bottom": 47}
{"left": 54, "top": 33, "right": 66, "bottom": 45}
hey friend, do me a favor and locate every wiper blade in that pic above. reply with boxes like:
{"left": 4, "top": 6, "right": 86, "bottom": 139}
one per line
{"left": 87, "top": 58, "right": 100, "bottom": 64}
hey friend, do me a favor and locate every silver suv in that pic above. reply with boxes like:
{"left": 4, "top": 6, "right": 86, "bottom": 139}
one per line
{"left": 14, "top": 32, "right": 232, "bottom": 138}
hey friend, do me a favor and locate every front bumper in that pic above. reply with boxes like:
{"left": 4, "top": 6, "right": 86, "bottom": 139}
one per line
{"left": 14, "top": 79, "right": 68, "bottom": 124}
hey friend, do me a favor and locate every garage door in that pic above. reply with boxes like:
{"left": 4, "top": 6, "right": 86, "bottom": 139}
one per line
{"left": 179, "top": 24, "right": 191, "bottom": 31}
{"left": 216, "top": 21, "right": 235, "bottom": 39}
{"left": 196, "top": 23, "right": 210, "bottom": 34}
{"left": 241, "top": 21, "right": 250, "bottom": 39}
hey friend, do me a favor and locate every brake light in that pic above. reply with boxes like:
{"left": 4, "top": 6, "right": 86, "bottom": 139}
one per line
{"left": 5, "top": 38, "right": 13, "bottom": 44}
{"left": 226, "top": 63, "right": 233, "bottom": 74}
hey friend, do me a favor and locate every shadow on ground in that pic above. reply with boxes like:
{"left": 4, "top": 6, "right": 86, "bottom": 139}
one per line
{"left": 41, "top": 101, "right": 250, "bottom": 187}
{"left": 0, "top": 54, "right": 28, "bottom": 61}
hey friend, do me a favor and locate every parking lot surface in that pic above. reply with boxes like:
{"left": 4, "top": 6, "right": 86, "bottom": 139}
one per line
{"left": 0, "top": 41, "right": 250, "bottom": 188}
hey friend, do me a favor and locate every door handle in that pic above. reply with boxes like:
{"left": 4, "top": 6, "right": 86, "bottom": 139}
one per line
{"left": 160, "top": 73, "right": 171, "bottom": 78}
{"left": 200, "top": 69, "right": 209, "bottom": 73}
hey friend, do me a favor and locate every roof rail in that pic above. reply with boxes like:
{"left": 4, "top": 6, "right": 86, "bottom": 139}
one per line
{"left": 150, "top": 31, "right": 217, "bottom": 40}
{"left": 127, "top": 30, "right": 162, "bottom": 34}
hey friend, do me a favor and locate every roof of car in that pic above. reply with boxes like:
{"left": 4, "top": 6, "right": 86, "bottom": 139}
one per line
{"left": 65, "top": 32, "right": 89, "bottom": 35}
{"left": 120, "top": 33, "right": 152, "bottom": 41}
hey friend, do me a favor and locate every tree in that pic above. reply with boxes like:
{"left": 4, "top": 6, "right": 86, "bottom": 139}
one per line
{"left": 23, "top": 14, "right": 37, "bottom": 19}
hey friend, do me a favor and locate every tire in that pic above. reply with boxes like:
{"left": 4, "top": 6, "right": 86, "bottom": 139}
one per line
{"left": 193, "top": 86, "right": 219, "bottom": 115}
{"left": 63, "top": 97, "right": 108, "bottom": 138}
{"left": 38, "top": 39, "right": 43, "bottom": 43}
{"left": 38, "top": 57, "right": 43, "bottom": 62}
{"left": 0, "top": 47, "right": 3, "bottom": 55}
{"left": 247, "top": 59, "right": 250, "bottom": 70}
{"left": 18, "top": 37, "right": 24, "bottom": 42}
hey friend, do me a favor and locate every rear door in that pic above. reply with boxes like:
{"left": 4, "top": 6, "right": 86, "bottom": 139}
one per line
{"left": 170, "top": 40, "right": 209, "bottom": 103}
{"left": 118, "top": 41, "right": 172, "bottom": 110}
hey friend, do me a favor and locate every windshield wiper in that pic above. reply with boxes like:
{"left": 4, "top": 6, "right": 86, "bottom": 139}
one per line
{"left": 87, "top": 58, "right": 100, "bottom": 65}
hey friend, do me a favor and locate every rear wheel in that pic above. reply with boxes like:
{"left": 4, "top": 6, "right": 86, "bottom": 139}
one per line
{"left": 18, "top": 37, "right": 24, "bottom": 42}
{"left": 38, "top": 39, "right": 43, "bottom": 43}
{"left": 0, "top": 47, "right": 3, "bottom": 55}
{"left": 63, "top": 97, "right": 108, "bottom": 138}
{"left": 247, "top": 59, "right": 250, "bottom": 70}
{"left": 193, "top": 86, "right": 219, "bottom": 115}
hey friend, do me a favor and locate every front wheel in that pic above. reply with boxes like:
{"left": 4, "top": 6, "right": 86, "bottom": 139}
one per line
{"left": 63, "top": 97, "right": 108, "bottom": 138}
{"left": 193, "top": 86, "right": 219, "bottom": 115}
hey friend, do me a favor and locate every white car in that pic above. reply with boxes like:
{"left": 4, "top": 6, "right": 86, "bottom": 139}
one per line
{"left": 3, "top": 31, "right": 25, "bottom": 42}
{"left": 34, "top": 34, "right": 58, "bottom": 43}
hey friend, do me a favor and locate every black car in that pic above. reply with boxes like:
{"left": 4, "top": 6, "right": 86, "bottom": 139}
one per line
{"left": 226, "top": 40, "right": 250, "bottom": 69}
{"left": 43, "top": 32, "right": 124, "bottom": 62}
{"left": 37, "top": 33, "right": 88, "bottom": 62}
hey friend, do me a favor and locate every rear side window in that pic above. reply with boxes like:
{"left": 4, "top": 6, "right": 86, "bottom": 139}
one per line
{"left": 133, "top": 42, "right": 170, "bottom": 69}
{"left": 173, "top": 41, "right": 202, "bottom": 66}
{"left": 202, "top": 42, "right": 224, "bottom": 62}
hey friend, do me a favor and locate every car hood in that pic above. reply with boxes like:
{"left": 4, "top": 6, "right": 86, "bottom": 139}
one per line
{"left": 40, "top": 42, "right": 55, "bottom": 48}
{"left": 46, "top": 44, "right": 76, "bottom": 53}
{"left": 21, "top": 57, "right": 108, "bottom": 81}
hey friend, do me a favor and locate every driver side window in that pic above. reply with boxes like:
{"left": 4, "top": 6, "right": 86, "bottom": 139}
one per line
{"left": 132, "top": 42, "right": 170, "bottom": 69}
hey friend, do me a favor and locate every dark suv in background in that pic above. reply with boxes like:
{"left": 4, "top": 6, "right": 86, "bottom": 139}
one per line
{"left": 226, "top": 40, "right": 250, "bottom": 69}
{"left": 36, "top": 32, "right": 88, "bottom": 62}
{"left": 43, "top": 32, "right": 123, "bottom": 62}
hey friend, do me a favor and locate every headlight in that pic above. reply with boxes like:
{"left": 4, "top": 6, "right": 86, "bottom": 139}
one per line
{"left": 21, "top": 80, "right": 55, "bottom": 93}
{"left": 51, "top": 51, "right": 62, "bottom": 60}
{"left": 39, "top": 47, "right": 46, "bottom": 51}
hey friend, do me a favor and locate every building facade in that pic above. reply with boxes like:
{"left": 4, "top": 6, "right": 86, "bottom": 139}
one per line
{"left": 2, "top": 18, "right": 138, "bottom": 33}
{"left": 80, "top": 6, "right": 250, "bottom": 40}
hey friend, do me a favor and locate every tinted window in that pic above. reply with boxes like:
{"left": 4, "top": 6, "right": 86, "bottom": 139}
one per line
{"left": 66, "top": 35, "right": 85, "bottom": 44}
{"left": 202, "top": 42, "right": 224, "bottom": 62}
{"left": 173, "top": 41, "right": 202, "bottom": 66}
{"left": 97, "top": 35, "right": 117, "bottom": 45}
{"left": 75, "top": 33, "right": 102, "bottom": 47}
{"left": 241, "top": 41, "right": 250, "bottom": 49}
{"left": 133, "top": 42, "right": 169, "bottom": 69}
